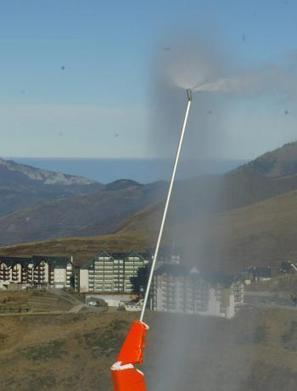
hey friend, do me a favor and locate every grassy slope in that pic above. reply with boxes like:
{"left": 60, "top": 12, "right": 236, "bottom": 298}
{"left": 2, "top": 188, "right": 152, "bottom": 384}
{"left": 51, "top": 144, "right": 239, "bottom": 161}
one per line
{"left": 0, "top": 311, "right": 137, "bottom": 391}
{"left": 0, "top": 182, "right": 164, "bottom": 245}
{"left": 212, "top": 189, "right": 297, "bottom": 270}
{"left": 3, "top": 189, "right": 297, "bottom": 272}
{"left": 145, "top": 308, "right": 297, "bottom": 391}
{"left": 247, "top": 140, "right": 297, "bottom": 177}
{"left": 0, "top": 290, "right": 72, "bottom": 313}
{"left": 0, "top": 232, "right": 151, "bottom": 264}
{"left": 0, "top": 203, "right": 160, "bottom": 263}
{"left": 119, "top": 189, "right": 297, "bottom": 272}
{"left": 0, "top": 308, "right": 297, "bottom": 390}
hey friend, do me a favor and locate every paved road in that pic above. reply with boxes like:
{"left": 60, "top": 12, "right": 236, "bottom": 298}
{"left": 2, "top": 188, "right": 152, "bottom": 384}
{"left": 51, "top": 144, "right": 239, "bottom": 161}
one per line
{"left": 68, "top": 303, "right": 86, "bottom": 313}
{"left": 49, "top": 288, "right": 83, "bottom": 305}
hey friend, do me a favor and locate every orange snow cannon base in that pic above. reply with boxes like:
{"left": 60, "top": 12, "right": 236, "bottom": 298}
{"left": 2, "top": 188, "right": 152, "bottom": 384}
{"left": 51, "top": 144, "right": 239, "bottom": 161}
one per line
{"left": 111, "top": 320, "right": 149, "bottom": 391}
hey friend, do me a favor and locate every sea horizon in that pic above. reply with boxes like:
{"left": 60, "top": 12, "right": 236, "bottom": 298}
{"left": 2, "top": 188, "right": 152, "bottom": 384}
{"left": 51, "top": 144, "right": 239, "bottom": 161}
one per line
{"left": 10, "top": 157, "right": 247, "bottom": 184}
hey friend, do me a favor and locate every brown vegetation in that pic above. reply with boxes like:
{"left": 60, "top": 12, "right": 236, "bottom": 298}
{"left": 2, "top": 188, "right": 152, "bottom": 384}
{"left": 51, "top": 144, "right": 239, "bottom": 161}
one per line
{"left": 0, "top": 306, "right": 297, "bottom": 390}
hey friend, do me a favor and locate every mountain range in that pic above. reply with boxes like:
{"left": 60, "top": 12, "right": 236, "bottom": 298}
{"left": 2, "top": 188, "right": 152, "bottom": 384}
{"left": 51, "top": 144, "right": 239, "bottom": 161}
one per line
{"left": 2, "top": 142, "right": 297, "bottom": 273}
{"left": 0, "top": 158, "right": 167, "bottom": 244}
{"left": 0, "top": 158, "right": 104, "bottom": 218}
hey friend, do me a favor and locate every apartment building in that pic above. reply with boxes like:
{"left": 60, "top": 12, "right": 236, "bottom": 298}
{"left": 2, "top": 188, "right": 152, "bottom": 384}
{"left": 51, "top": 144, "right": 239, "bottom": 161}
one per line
{"left": 152, "top": 264, "right": 244, "bottom": 319}
{"left": 77, "top": 251, "right": 150, "bottom": 293}
{"left": 0, "top": 255, "right": 73, "bottom": 289}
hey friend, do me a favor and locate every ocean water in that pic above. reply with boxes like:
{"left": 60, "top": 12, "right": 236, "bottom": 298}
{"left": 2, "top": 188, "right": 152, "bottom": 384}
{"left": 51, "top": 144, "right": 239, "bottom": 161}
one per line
{"left": 12, "top": 158, "right": 246, "bottom": 184}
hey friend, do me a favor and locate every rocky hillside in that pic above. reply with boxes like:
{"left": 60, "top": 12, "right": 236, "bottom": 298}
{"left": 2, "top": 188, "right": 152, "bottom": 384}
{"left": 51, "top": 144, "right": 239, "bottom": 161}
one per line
{"left": 0, "top": 157, "right": 104, "bottom": 217}
{"left": 243, "top": 141, "right": 297, "bottom": 178}
{"left": 0, "top": 158, "right": 94, "bottom": 186}
{"left": 0, "top": 158, "right": 166, "bottom": 245}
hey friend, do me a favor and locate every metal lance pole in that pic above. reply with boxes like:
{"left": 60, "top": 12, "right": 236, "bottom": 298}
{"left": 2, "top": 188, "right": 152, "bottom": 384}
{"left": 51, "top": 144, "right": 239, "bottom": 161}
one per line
{"left": 140, "top": 89, "right": 192, "bottom": 322}
{"left": 111, "top": 89, "right": 192, "bottom": 390}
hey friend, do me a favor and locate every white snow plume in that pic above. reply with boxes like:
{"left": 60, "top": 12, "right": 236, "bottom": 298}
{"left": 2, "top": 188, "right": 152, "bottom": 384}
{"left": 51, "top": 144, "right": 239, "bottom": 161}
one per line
{"left": 193, "top": 65, "right": 295, "bottom": 97}
{"left": 159, "top": 35, "right": 297, "bottom": 99}
{"left": 148, "top": 36, "right": 227, "bottom": 161}
{"left": 165, "top": 37, "right": 222, "bottom": 91}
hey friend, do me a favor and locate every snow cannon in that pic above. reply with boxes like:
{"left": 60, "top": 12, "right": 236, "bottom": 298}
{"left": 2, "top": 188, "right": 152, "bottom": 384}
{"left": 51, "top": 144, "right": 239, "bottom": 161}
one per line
{"left": 111, "top": 320, "right": 149, "bottom": 390}
{"left": 110, "top": 89, "right": 192, "bottom": 390}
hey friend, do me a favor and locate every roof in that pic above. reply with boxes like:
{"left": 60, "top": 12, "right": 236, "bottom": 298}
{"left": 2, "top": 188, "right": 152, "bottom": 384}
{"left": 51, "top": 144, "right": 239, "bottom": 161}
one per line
{"left": 32, "top": 255, "right": 71, "bottom": 268}
{"left": 0, "top": 255, "right": 71, "bottom": 268}
{"left": 155, "top": 264, "right": 236, "bottom": 287}
{"left": 86, "top": 249, "right": 182, "bottom": 264}
{"left": 155, "top": 264, "right": 192, "bottom": 277}
{"left": 85, "top": 250, "right": 152, "bottom": 264}
{"left": 95, "top": 250, "right": 139, "bottom": 260}
{"left": 199, "top": 272, "right": 235, "bottom": 287}
{"left": 82, "top": 249, "right": 183, "bottom": 270}
{"left": 0, "top": 256, "right": 31, "bottom": 267}
{"left": 138, "top": 249, "right": 182, "bottom": 261}
{"left": 80, "top": 259, "right": 95, "bottom": 270}
{"left": 250, "top": 266, "right": 272, "bottom": 278}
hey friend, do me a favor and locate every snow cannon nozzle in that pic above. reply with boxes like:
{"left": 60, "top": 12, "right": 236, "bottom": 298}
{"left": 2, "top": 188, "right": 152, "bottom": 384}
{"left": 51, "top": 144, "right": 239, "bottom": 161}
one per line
{"left": 186, "top": 89, "right": 192, "bottom": 102}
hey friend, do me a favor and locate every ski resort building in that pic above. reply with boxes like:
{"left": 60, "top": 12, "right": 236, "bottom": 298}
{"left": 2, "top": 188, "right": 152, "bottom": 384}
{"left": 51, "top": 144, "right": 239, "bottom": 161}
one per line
{"left": 152, "top": 264, "right": 244, "bottom": 319}
{"left": 77, "top": 251, "right": 150, "bottom": 293}
{"left": 0, "top": 255, "right": 73, "bottom": 289}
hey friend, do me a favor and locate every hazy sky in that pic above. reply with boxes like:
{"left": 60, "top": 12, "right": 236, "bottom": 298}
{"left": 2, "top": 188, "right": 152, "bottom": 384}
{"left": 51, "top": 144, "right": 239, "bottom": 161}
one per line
{"left": 1, "top": 0, "right": 297, "bottom": 159}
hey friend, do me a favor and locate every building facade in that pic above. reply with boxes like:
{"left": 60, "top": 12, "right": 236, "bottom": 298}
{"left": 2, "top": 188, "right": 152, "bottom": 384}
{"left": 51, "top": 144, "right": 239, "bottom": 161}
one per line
{"left": 0, "top": 255, "right": 73, "bottom": 289}
{"left": 152, "top": 264, "right": 244, "bottom": 319}
{"left": 77, "top": 251, "right": 150, "bottom": 293}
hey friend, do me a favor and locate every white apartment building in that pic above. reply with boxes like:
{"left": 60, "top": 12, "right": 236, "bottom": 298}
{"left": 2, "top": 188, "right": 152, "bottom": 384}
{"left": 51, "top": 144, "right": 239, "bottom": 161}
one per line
{"left": 0, "top": 255, "right": 73, "bottom": 289}
{"left": 152, "top": 264, "right": 244, "bottom": 319}
{"left": 77, "top": 251, "right": 150, "bottom": 293}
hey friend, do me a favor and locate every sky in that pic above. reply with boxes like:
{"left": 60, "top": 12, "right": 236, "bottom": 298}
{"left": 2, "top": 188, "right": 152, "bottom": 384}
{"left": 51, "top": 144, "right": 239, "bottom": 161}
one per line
{"left": 1, "top": 0, "right": 297, "bottom": 159}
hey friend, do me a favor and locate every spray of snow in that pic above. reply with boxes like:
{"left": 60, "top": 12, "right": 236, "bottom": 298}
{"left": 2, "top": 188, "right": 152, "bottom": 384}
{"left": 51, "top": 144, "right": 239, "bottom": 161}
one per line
{"left": 162, "top": 34, "right": 297, "bottom": 98}
{"left": 193, "top": 66, "right": 295, "bottom": 97}
{"left": 146, "top": 33, "right": 297, "bottom": 391}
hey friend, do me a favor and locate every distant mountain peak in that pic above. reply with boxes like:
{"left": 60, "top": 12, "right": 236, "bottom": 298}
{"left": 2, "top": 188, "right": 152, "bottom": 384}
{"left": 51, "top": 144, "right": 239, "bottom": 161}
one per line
{"left": 0, "top": 158, "right": 95, "bottom": 186}
{"left": 105, "top": 179, "right": 142, "bottom": 191}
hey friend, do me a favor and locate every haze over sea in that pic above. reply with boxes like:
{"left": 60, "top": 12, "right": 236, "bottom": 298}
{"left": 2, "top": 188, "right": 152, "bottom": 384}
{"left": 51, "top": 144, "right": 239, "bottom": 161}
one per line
{"left": 11, "top": 158, "right": 245, "bottom": 184}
